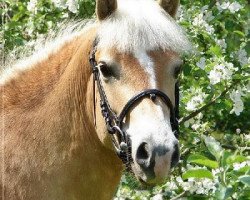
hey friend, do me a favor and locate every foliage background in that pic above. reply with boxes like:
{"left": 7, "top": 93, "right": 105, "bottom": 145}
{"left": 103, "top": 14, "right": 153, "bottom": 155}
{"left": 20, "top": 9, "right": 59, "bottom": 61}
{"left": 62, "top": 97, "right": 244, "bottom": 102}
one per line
{"left": 1, "top": 0, "right": 249, "bottom": 199}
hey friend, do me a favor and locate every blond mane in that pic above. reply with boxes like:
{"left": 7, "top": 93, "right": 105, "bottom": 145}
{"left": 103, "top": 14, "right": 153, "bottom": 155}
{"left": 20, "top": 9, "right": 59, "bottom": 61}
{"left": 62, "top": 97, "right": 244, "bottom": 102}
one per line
{"left": 0, "top": 19, "right": 95, "bottom": 84}
{"left": 97, "top": 0, "right": 191, "bottom": 53}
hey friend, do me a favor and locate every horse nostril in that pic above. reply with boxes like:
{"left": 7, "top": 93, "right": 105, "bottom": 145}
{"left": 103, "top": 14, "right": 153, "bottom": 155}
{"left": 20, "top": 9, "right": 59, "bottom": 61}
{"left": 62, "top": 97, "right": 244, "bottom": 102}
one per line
{"left": 171, "top": 143, "right": 180, "bottom": 168}
{"left": 136, "top": 142, "right": 150, "bottom": 166}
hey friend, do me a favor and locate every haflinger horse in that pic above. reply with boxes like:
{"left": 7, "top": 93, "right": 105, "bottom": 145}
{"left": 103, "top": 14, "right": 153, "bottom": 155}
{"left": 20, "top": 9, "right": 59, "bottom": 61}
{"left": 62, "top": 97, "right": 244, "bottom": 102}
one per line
{"left": 0, "top": 0, "right": 191, "bottom": 199}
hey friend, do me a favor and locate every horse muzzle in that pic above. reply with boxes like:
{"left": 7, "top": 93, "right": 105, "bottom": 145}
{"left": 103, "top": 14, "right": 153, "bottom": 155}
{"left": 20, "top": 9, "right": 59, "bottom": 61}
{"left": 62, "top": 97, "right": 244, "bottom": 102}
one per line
{"left": 132, "top": 139, "right": 180, "bottom": 185}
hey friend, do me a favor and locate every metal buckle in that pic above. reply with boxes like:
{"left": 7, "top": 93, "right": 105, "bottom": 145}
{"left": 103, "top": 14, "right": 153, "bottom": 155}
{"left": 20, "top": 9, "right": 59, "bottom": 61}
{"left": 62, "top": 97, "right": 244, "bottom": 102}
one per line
{"left": 112, "top": 125, "right": 124, "bottom": 139}
{"left": 112, "top": 125, "right": 128, "bottom": 152}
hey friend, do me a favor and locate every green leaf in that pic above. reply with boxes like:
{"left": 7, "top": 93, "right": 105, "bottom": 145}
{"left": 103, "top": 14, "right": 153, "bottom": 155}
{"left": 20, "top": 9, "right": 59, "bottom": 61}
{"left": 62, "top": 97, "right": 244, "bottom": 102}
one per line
{"left": 215, "top": 185, "right": 233, "bottom": 200}
{"left": 187, "top": 154, "right": 219, "bottom": 169}
{"left": 182, "top": 169, "right": 213, "bottom": 180}
{"left": 239, "top": 175, "right": 250, "bottom": 186}
{"left": 203, "top": 136, "right": 223, "bottom": 161}
{"left": 208, "top": 45, "right": 222, "bottom": 56}
{"left": 233, "top": 30, "right": 245, "bottom": 37}
{"left": 227, "top": 155, "right": 248, "bottom": 165}
{"left": 237, "top": 166, "right": 250, "bottom": 173}
{"left": 238, "top": 188, "right": 250, "bottom": 200}
{"left": 221, "top": 151, "right": 233, "bottom": 168}
{"left": 183, "top": 64, "right": 192, "bottom": 76}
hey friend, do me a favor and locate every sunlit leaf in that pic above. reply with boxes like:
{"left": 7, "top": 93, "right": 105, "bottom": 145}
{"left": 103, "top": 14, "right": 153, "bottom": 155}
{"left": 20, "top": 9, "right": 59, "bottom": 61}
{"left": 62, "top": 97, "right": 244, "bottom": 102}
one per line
{"left": 233, "top": 31, "right": 245, "bottom": 37}
{"left": 187, "top": 154, "right": 219, "bottom": 169}
{"left": 227, "top": 155, "right": 248, "bottom": 165}
{"left": 182, "top": 169, "right": 213, "bottom": 180}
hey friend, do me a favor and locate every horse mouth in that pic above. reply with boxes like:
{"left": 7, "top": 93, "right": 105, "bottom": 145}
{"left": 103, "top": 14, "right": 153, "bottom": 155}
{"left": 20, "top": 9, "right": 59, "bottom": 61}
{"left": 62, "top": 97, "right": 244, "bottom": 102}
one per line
{"left": 138, "top": 177, "right": 154, "bottom": 188}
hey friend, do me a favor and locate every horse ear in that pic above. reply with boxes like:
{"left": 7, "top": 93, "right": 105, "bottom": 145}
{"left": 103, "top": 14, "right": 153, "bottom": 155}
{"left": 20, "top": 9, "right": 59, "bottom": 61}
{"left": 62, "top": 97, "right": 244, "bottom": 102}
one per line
{"left": 158, "top": 0, "right": 179, "bottom": 18}
{"left": 96, "top": 0, "right": 117, "bottom": 21}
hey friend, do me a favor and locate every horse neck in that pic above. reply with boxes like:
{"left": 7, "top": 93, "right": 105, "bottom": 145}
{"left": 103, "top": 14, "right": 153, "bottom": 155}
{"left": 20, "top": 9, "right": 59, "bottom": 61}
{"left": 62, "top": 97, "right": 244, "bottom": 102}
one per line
{"left": 43, "top": 29, "right": 123, "bottom": 194}
{"left": 4, "top": 26, "right": 122, "bottom": 161}
{"left": 54, "top": 29, "right": 99, "bottom": 147}
{"left": 2, "top": 27, "right": 123, "bottom": 198}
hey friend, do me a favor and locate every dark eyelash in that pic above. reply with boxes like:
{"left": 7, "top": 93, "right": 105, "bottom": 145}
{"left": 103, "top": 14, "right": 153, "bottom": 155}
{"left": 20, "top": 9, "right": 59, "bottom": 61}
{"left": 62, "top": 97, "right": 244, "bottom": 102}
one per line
{"left": 99, "top": 63, "right": 114, "bottom": 77}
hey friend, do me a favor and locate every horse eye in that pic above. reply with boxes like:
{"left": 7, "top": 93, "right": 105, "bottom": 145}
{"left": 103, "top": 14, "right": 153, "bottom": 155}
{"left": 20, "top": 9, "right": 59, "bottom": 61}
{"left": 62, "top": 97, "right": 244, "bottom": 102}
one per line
{"left": 99, "top": 62, "right": 113, "bottom": 78}
{"left": 174, "top": 65, "right": 182, "bottom": 79}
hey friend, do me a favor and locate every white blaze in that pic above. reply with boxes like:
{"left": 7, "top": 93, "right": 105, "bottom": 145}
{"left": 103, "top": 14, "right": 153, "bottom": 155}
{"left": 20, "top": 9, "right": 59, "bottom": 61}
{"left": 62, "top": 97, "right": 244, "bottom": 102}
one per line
{"left": 134, "top": 50, "right": 156, "bottom": 88}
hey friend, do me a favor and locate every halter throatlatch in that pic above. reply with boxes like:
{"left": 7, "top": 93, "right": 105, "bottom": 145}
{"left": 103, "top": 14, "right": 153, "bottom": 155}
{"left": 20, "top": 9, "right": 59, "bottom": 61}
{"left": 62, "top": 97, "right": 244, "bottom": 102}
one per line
{"left": 89, "top": 38, "right": 179, "bottom": 168}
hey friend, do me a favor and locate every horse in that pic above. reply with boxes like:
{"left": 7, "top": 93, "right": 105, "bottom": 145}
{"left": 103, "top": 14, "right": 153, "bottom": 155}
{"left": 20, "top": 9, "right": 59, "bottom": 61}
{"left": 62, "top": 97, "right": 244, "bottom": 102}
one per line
{"left": 0, "top": 0, "right": 191, "bottom": 199}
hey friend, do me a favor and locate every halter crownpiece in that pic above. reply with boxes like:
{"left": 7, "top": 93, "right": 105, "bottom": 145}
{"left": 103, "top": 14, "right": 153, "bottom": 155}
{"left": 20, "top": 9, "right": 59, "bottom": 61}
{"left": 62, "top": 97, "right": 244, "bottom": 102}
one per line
{"left": 89, "top": 38, "right": 180, "bottom": 167}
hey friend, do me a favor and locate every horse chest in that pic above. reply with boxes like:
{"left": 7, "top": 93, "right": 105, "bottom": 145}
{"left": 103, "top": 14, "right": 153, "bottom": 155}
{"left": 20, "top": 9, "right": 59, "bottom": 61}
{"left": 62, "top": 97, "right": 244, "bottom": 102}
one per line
{"left": 3, "top": 141, "right": 122, "bottom": 200}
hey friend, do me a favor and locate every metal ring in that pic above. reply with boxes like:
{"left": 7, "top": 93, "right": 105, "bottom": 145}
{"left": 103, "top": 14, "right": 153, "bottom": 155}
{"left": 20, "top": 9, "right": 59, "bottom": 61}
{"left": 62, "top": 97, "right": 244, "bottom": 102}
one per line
{"left": 112, "top": 125, "right": 123, "bottom": 137}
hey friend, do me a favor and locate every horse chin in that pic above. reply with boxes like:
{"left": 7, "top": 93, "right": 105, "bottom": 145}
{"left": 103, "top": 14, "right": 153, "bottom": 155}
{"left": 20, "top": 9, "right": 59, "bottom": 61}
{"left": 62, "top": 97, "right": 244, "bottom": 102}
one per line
{"left": 136, "top": 174, "right": 167, "bottom": 188}
{"left": 139, "top": 175, "right": 166, "bottom": 186}
{"left": 138, "top": 178, "right": 155, "bottom": 189}
{"left": 131, "top": 164, "right": 168, "bottom": 187}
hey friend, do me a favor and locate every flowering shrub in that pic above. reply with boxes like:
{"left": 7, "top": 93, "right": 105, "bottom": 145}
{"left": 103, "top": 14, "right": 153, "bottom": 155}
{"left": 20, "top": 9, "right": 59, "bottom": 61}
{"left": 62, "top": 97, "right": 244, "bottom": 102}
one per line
{"left": 1, "top": 0, "right": 249, "bottom": 199}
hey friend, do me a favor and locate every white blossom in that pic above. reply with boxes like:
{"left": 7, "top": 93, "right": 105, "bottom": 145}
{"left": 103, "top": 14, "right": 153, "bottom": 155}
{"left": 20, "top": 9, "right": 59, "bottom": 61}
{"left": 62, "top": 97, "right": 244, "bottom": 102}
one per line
{"left": 228, "top": 2, "right": 243, "bottom": 13}
{"left": 233, "top": 161, "right": 250, "bottom": 170}
{"left": 181, "top": 181, "right": 194, "bottom": 191}
{"left": 208, "top": 61, "right": 237, "bottom": 85}
{"left": 178, "top": 177, "right": 216, "bottom": 195}
{"left": 66, "top": 0, "right": 78, "bottom": 13}
{"left": 215, "top": 39, "right": 227, "bottom": 50}
{"left": 204, "top": 23, "right": 215, "bottom": 34}
{"left": 52, "top": 0, "right": 78, "bottom": 13}
{"left": 152, "top": 194, "right": 163, "bottom": 200}
{"left": 236, "top": 128, "right": 241, "bottom": 134}
{"left": 230, "top": 100, "right": 243, "bottom": 116}
{"left": 245, "top": 134, "right": 250, "bottom": 142}
{"left": 193, "top": 13, "right": 204, "bottom": 26}
{"left": 212, "top": 168, "right": 223, "bottom": 176}
{"left": 196, "top": 183, "right": 205, "bottom": 195}
{"left": 193, "top": 13, "right": 214, "bottom": 34}
{"left": 120, "top": 175, "right": 127, "bottom": 184}
{"left": 52, "top": 0, "right": 67, "bottom": 9}
{"left": 184, "top": 118, "right": 195, "bottom": 128}
{"left": 208, "top": 69, "right": 221, "bottom": 85}
{"left": 186, "top": 92, "right": 206, "bottom": 111}
{"left": 27, "top": 0, "right": 38, "bottom": 13}
{"left": 166, "top": 182, "right": 178, "bottom": 191}
{"left": 230, "top": 87, "right": 244, "bottom": 116}
{"left": 219, "top": 2, "right": 230, "bottom": 10}
{"left": 217, "top": 1, "right": 243, "bottom": 13}
{"left": 193, "top": 137, "right": 200, "bottom": 144}
{"left": 176, "top": 176, "right": 183, "bottom": 183}
{"left": 203, "top": 11, "right": 214, "bottom": 22}
{"left": 237, "top": 48, "right": 249, "bottom": 66}
{"left": 191, "top": 123, "right": 200, "bottom": 131}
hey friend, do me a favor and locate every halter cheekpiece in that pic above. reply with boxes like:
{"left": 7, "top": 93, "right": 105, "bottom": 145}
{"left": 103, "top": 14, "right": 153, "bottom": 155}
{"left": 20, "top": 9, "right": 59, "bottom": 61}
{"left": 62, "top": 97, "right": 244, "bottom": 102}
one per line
{"left": 89, "top": 38, "right": 180, "bottom": 168}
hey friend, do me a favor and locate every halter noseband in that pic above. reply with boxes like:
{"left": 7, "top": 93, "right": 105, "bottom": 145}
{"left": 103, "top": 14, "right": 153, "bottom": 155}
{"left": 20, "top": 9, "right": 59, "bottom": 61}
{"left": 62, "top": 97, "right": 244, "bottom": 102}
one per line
{"left": 89, "top": 39, "right": 179, "bottom": 167}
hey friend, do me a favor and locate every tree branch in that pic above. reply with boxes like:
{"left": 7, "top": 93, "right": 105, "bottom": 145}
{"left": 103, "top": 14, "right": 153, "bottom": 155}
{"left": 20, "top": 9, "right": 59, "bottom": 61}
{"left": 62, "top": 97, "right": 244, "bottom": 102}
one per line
{"left": 170, "top": 191, "right": 187, "bottom": 200}
{"left": 179, "top": 81, "right": 240, "bottom": 125}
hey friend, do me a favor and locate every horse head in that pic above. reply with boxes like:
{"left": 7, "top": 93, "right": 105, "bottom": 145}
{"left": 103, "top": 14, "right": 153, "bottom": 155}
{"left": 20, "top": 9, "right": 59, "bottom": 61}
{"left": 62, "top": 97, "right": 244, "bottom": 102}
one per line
{"left": 92, "top": 0, "right": 191, "bottom": 185}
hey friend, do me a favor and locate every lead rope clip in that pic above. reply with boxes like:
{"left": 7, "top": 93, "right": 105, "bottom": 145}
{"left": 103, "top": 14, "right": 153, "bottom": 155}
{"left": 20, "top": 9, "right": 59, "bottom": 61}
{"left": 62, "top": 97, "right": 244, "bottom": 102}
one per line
{"left": 120, "top": 142, "right": 128, "bottom": 152}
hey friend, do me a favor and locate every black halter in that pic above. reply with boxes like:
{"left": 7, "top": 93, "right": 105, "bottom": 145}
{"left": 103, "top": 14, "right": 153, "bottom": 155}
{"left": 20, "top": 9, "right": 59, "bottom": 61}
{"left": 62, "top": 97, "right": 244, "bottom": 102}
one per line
{"left": 89, "top": 39, "right": 179, "bottom": 166}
